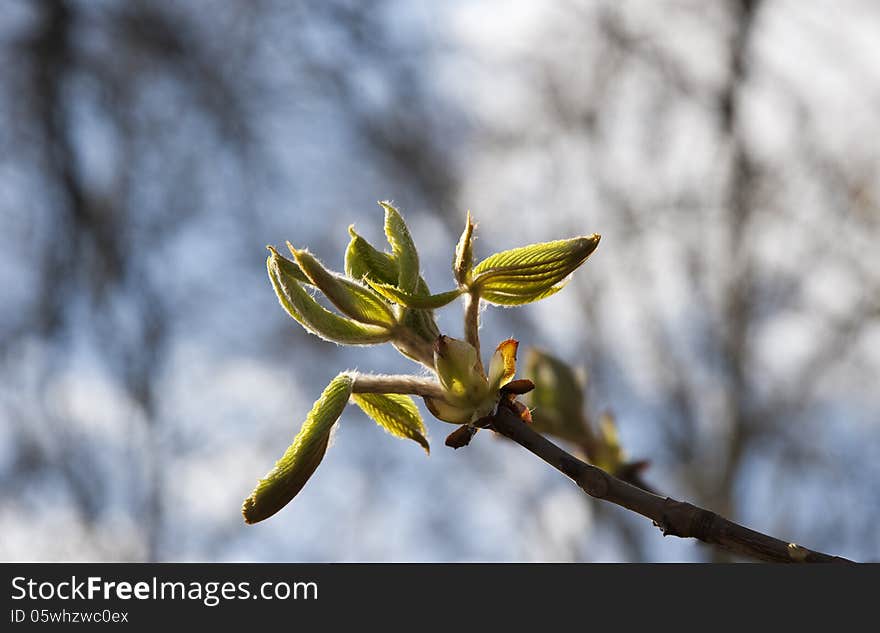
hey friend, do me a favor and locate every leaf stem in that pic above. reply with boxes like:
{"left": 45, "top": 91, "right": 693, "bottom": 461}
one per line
{"left": 351, "top": 373, "right": 445, "bottom": 400}
{"left": 463, "top": 292, "right": 484, "bottom": 376}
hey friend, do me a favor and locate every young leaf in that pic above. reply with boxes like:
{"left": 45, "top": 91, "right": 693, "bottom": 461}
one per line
{"left": 269, "top": 254, "right": 392, "bottom": 346}
{"left": 365, "top": 280, "right": 462, "bottom": 310}
{"left": 352, "top": 393, "right": 430, "bottom": 453}
{"left": 400, "top": 278, "right": 442, "bottom": 343}
{"left": 289, "top": 244, "right": 397, "bottom": 328}
{"left": 471, "top": 234, "right": 600, "bottom": 305}
{"left": 487, "top": 338, "right": 519, "bottom": 392}
{"left": 242, "top": 373, "right": 354, "bottom": 524}
{"left": 479, "top": 284, "right": 565, "bottom": 306}
{"left": 345, "top": 226, "right": 441, "bottom": 342}
{"left": 475, "top": 260, "right": 579, "bottom": 292}
{"left": 453, "top": 211, "right": 475, "bottom": 286}
{"left": 345, "top": 226, "right": 399, "bottom": 284}
{"left": 380, "top": 201, "right": 420, "bottom": 293}
{"left": 268, "top": 246, "right": 312, "bottom": 285}
{"left": 473, "top": 235, "right": 600, "bottom": 277}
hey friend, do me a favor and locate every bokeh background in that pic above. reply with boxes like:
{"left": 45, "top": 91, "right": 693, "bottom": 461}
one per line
{"left": 1, "top": 0, "right": 878, "bottom": 562}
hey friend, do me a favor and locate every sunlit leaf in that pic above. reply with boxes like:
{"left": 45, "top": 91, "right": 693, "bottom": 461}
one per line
{"left": 352, "top": 393, "right": 430, "bottom": 453}
{"left": 269, "top": 254, "right": 392, "bottom": 346}
{"left": 345, "top": 223, "right": 440, "bottom": 343}
{"left": 473, "top": 235, "right": 600, "bottom": 277}
{"left": 480, "top": 284, "right": 566, "bottom": 306}
{"left": 471, "top": 234, "right": 600, "bottom": 305}
{"left": 242, "top": 373, "right": 354, "bottom": 524}
{"left": 366, "top": 280, "right": 462, "bottom": 310}
{"left": 344, "top": 225, "right": 399, "bottom": 285}
{"left": 268, "top": 246, "right": 312, "bottom": 285}
{"left": 381, "top": 201, "right": 420, "bottom": 293}
{"left": 487, "top": 338, "right": 518, "bottom": 391}
{"left": 290, "top": 244, "right": 397, "bottom": 328}
{"left": 400, "top": 277, "right": 441, "bottom": 343}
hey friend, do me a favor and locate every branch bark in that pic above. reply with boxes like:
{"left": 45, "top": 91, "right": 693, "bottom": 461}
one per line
{"left": 488, "top": 407, "right": 854, "bottom": 563}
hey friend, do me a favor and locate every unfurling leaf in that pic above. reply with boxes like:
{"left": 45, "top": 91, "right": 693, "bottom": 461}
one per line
{"left": 365, "top": 280, "right": 462, "bottom": 310}
{"left": 345, "top": 226, "right": 399, "bottom": 284}
{"left": 472, "top": 235, "right": 600, "bottom": 277}
{"left": 269, "top": 246, "right": 312, "bottom": 285}
{"left": 381, "top": 201, "right": 420, "bottom": 293}
{"left": 352, "top": 393, "right": 430, "bottom": 453}
{"left": 471, "top": 234, "right": 600, "bottom": 305}
{"left": 487, "top": 338, "right": 519, "bottom": 392}
{"left": 400, "top": 278, "right": 442, "bottom": 343}
{"left": 453, "top": 211, "right": 475, "bottom": 286}
{"left": 345, "top": 221, "right": 440, "bottom": 343}
{"left": 289, "top": 244, "right": 397, "bottom": 328}
{"left": 242, "top": 373, "right": 354, "bottom": 524}
{"left": 269, "top": 253, "right": 392, "bottom": 346}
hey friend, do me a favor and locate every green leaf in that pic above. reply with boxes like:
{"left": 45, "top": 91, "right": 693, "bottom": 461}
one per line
{"left": 365, "top": 280, "right": 462, "bottom": 310}
{"left": 269, "top": 254, "right": 392, "bottom": 346}
{"left": 289, "top": 244, "right": 397, "bottom": 328}
{"left": 471, "top": 234, "right": 600, "bottom": 304}
{"left": 242, "top": 373, "right": 354, "bottom": 524}
{"left": 352, "top": 393, "right": 430, "bottom": 454}
{"left": 344, "top": 226, "right": 399, "bottom": 285}
{"left": 380, "top": 201, "right": 420, "bottom": 293}
{"left": 453, "top": 211, "right": 475, "bottom": 286}
{"left": 268, "top": 246, "right": 312, "bottom": 285}
{"left": 480, "top": 284, "right": 566, "bottom": 306}
{"left": 401, "top": 278, "right": 441, "bottom": 343}
{"left": 345, "top": 221, "right": 439, "bottom": 343}
{"left": 475, "top": 261, "right": 578, "bottom": 292}
{"left": 473, "top": 235, "right": 600, "bottom": 277}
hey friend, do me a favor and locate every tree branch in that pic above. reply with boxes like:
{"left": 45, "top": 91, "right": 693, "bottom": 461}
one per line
{"left": 488, "top": 407, "right": 854, "bottom": 563}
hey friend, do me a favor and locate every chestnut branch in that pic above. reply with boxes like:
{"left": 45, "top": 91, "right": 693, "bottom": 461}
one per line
{"left": 487, "top": 406, "right": 854, "bottom": 563}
